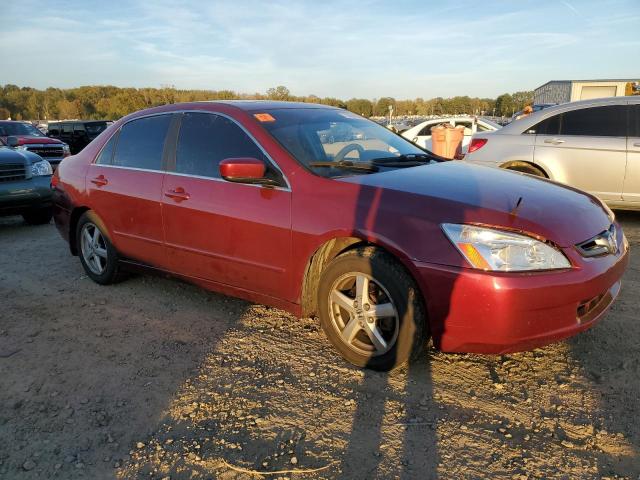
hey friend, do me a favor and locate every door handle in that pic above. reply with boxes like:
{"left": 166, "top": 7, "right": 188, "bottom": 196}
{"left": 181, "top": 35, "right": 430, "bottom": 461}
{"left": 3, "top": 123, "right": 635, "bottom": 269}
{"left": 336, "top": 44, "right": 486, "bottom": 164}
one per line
{"left": 164, "top": 187, "right": 190, "bottom": 202}
{"left": 633, "top": 142, "right": 640, "bottom": 147}
{"left": 544, "top": 138, "right": 565, "bottom": 145}
{"left": 90, "top": 175, "right": 108, "bottom": 187}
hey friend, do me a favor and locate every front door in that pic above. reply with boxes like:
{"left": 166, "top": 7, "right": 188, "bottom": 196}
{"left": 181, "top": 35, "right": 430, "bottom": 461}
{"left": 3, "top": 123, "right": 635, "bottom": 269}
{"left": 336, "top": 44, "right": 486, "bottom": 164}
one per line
{"left": 86, "top": 114, "right": 174, "bottom": 268}
{"left": 162, "top": 112, "right": 292, "bottom": 300}
{"left": 534, "top": 105, "right": 627, "bottom": 201}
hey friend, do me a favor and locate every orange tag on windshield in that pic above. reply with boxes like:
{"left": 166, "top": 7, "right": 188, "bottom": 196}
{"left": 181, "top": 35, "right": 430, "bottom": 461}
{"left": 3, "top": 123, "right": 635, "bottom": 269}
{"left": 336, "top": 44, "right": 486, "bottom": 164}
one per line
{"left": 254, "top": 113, "right": 275, "bottom": 122}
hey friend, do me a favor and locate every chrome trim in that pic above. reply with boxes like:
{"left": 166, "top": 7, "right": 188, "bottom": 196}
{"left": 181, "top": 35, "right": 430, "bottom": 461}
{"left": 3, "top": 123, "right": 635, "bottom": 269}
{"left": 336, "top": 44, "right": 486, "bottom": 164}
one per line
{"left": 91, "top": 110, "right": 291, "bottom": 190}
{"left": 90, "top": 164, "right": 166, "bottom": 175}
{"left": 575, "top": 224, "right": 618, "bottom": 257}
{"left": 164, "top": 170, "right": 291, "bottom": 192}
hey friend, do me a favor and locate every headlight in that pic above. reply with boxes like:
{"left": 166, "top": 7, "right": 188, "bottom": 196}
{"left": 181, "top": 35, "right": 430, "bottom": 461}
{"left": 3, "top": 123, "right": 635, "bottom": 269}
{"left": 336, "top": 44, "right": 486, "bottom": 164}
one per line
{"left": 62, "top": 144, "right": 70, "bottom": 155}
{"left": 31, "top": 160, "right": 53, "bottom": 176}
{"left": 442, "top": 224, "right": 571, "bottom": 271}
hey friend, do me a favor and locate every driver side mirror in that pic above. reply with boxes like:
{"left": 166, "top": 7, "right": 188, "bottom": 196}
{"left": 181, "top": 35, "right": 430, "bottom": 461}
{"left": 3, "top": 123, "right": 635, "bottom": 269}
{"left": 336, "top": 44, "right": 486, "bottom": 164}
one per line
{"left": 219, "top": 158, "right": 278, "bottom": 186}
{"left": 7, "top": 136, "right": 19, "bottom": 148}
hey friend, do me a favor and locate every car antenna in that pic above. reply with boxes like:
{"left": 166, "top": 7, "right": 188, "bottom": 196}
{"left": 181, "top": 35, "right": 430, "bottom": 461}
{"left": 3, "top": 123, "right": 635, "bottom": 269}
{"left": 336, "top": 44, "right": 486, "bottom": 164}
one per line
{"left": 510, "top": 196, "right": 523, "bottom": 217}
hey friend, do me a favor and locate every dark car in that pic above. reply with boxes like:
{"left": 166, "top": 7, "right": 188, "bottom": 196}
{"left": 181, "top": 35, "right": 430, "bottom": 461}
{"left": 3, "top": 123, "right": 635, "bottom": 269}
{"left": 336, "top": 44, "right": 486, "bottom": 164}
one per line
{"left": 0, "top": 137, "right": 54, "bottom": 224}
{"left": 48, "top": 121, "right": 109, "bottom": 155}
{"left": 0, "top": 121, "right": 70, "bottom": 170}
{"left": 52, "top": 101, "right": 628, "bottom": 371}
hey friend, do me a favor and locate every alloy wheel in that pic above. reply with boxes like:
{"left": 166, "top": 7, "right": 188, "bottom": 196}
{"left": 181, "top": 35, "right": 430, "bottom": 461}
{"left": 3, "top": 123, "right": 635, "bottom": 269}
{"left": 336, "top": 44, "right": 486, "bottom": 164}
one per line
{"left": 80, "top": 222, "right": 108, "bottom": 275}
{"left": 328, "top": 272, "right": 399, "bottom": 357}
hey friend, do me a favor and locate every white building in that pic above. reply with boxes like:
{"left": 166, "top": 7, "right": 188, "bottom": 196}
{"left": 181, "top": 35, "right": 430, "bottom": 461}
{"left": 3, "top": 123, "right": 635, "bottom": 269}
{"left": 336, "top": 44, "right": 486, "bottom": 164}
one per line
{"left": 534, "top": 79, "right": 639, "bottom": 105}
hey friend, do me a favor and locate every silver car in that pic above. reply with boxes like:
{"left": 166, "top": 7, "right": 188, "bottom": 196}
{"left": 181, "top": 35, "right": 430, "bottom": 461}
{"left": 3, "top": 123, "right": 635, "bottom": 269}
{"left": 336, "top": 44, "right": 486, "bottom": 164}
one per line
{"left": 464, "top": 97, "right": 640, "bottom": 209}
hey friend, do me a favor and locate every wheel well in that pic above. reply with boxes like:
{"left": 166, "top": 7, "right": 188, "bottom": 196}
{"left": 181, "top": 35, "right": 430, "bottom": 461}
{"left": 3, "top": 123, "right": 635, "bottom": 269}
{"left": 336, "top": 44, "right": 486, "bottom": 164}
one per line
{"left": 69, "top": 206, "right": 90, "bottom": 255}
{"left": 500, "top": 161, "right": 548, "bottom": 178}
{"left": 300, "top": 237, "right": 422, "bottom": 319}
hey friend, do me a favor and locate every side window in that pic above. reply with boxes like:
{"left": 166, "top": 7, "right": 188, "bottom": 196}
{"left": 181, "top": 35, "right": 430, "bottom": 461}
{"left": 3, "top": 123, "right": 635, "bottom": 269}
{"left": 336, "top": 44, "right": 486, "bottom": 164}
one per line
{"left": 62, "top": 123, "right": 72, "bottom": 134}
{"left": 560, "top": 105, "right": 627, "bottom": 137}
{"left": 531, "top": 114, "right": 561, "bottom": 135}
{"left": 418, "top": 123, "right": 437, "bottom": 136}
{"left": 73, "top": 123, "right": 86, "bottom": 134}
{"left": 631, "top": 104, "right": 640, "bottom": 137}
{"left": 95, "top": 131, "right": 118, "bottom": 165}
{"left": 175, "top": 113, "right": 273, "bottom": 179}
{"left": 112, "top": 115, "right": 171, "bottom": 170}
{"left": 48, "top": 124, "right": 60, "bottom": 136}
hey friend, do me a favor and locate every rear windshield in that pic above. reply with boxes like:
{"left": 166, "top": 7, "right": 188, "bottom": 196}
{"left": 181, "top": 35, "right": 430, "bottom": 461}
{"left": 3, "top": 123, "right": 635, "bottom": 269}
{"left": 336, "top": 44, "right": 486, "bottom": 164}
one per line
{"left": 257, "top": 108, "right": 427, "bottom": 177}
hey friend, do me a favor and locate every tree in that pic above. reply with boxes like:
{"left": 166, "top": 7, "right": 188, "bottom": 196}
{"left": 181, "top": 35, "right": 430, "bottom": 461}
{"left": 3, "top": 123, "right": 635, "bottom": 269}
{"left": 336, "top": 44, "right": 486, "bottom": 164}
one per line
{"left": 266, "top": 85, "right": 290, "bottom": 101}
{"left": 346, "top": 98, "right": 373, "bottom": 117}
{"left": 494, "top": 93, "right": 515, "bottom": 117}
{"left": 374, "top": 97, "right": 396, "bottom": 116}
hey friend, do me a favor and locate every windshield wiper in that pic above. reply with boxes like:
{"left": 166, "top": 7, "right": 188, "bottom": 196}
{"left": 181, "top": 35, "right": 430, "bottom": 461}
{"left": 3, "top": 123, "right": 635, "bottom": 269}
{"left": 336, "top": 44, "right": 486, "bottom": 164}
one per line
{"left": 369, "top": 153, "right": 434, "bottom": 166}
{"left": 308, "top": 161, "right": 379, "bottom": 172}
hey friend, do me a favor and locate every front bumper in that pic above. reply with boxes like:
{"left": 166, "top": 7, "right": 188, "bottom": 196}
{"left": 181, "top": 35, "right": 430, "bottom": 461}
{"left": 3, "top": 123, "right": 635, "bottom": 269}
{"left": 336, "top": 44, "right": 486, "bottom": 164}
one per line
{"left": 0, "top": 176, "right": 52, "bottom": 215}
{"left": 415, "top": 230, "right": 630, "bottom": 354}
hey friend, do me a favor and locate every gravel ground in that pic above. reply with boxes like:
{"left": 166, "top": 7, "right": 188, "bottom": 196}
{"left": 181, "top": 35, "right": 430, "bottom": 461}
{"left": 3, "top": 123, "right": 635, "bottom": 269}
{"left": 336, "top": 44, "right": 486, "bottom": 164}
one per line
{"left": 0, "top": 212, "right": 639, "bottom": 479}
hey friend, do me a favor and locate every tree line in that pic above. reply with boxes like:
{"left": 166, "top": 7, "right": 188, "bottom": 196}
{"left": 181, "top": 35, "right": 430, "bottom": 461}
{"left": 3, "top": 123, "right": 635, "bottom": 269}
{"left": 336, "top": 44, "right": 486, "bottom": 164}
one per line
{"left": 0, "top": 84, "right": 533, "bottom": 121}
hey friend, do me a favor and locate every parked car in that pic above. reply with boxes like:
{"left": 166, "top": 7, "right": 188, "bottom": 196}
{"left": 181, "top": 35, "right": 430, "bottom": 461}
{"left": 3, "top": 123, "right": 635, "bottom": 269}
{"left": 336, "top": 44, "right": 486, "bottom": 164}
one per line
{"left": 0, "top": 121, "right": 70, "bottom": 170}
{"left": 401, "top": 116, "right": 501, "bottom": 151}
{"left": 0, "top": 136, "right": 54, "bottom": 224}
{"left": 465, "top": 97, "right": 640, "bottom": 210}
{"left": 48, "top": 120, "right": 109, "bottom": 154}
{"left": 52, "top": 101, "right": 628, "bottom": 370}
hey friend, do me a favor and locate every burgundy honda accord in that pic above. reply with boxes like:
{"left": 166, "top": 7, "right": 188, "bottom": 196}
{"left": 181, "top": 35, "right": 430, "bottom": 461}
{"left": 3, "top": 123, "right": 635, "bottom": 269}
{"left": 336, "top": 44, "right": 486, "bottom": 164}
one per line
{"left": 52, "top": 101, "right": 629, "bottom": 370}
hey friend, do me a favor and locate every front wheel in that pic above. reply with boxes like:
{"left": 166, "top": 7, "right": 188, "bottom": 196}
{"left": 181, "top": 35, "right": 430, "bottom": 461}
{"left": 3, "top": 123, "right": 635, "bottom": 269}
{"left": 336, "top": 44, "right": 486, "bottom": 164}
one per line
{"left": 318, "top": 247, "right": 427, "bottom": 371}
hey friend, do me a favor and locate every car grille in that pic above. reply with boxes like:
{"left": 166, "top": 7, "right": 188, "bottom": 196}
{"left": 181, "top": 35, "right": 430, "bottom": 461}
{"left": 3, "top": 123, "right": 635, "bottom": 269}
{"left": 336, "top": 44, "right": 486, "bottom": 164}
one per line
{"left": 26, "top": 146, "right": 64, "bottom": 158}
{"left": 0, "top": 163, "right": 26, "bottom": 182}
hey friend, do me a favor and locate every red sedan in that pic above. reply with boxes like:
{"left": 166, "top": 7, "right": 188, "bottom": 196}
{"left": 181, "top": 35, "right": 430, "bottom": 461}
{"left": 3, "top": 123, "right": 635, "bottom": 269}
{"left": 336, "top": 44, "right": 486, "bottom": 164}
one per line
{"left": 52, "top": 101, "right": 629, "bottom": 370}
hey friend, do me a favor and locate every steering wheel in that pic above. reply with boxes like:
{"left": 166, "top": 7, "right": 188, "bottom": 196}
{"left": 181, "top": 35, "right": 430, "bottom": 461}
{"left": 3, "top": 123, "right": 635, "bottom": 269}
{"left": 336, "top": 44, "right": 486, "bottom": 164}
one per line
{"left": 334, "top": 143, "right": 365, "bottom": 162}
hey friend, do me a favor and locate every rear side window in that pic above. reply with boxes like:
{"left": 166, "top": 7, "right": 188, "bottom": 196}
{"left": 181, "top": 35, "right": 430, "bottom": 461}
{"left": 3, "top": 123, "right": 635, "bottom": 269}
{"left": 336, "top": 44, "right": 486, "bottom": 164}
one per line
{"left": 95, "top": 131, "right": 118, "bottom": 165}
{"left": 62, "top": 123, "right": 72, "bottom": 134}
{"left": 418, "top": 123, "right": 437, "bottom": 136}
{"left": 73, "top": 123, "right": 86, "bottom": 133}
{"left": 532, "top": 105, "right": 627, "bottom": 136}
{"left": 561, "top": 105, "right": 627, "bottom": 136}
{"left": 112, "top": 115, "right": 171, "bottom": 170}
{"left": 175, "top": 113, "right": 269, "bottom": 178}
{"left": 48, "top": 124, "right": 60, "bottom": 136}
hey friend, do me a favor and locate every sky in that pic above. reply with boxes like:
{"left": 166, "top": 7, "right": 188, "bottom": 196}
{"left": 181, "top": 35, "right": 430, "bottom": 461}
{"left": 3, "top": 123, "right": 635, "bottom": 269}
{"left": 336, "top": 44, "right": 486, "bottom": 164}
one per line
{"left": 1, "top": 0, "right": 639, "bottom": 99}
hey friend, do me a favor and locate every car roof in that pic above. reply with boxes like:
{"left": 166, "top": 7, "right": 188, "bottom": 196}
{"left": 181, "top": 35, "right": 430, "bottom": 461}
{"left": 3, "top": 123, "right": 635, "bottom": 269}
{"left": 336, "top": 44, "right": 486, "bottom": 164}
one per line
{"left": 203, "top": 100, "right": 339, "bottom": 112}
{"left": 499, "top": 96, "right": 640, "bottom": 134}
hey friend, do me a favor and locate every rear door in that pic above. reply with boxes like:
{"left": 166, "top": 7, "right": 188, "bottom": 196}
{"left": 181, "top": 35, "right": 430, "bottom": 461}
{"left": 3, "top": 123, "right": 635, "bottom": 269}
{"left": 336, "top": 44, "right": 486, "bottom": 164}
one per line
{"left": 162, "top": 112, "right": 292, "bottom": 300}
{"left": 533, "top": 104, "right": 627, "bottom": 201}
{"left": 623, "top": 103, "right": 640, "bottom": 203}
{"left": 71, "top": 123, "right": 88, "bottom": 154}
{"left": 86, "top": 114, "right": 174, "bottom": 268}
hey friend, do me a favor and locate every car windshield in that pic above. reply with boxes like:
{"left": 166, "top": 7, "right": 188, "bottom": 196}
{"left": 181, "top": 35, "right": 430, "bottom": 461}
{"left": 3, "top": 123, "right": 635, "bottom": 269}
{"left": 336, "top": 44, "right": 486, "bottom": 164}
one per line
{"left": 257, "top": 108, "right": 432, "bottom": 177}
{"left": 86, "top": 122, "right": 108, "bottom": 135}
{"left": 0, "top": 122, "right": 45, "bottom": 137}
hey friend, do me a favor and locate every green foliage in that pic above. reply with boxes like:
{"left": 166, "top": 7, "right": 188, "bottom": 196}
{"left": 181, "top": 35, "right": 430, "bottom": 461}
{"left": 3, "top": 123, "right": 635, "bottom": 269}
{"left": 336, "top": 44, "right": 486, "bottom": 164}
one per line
{"left": 0, "top": 84, "right": 526, "bottom": 121}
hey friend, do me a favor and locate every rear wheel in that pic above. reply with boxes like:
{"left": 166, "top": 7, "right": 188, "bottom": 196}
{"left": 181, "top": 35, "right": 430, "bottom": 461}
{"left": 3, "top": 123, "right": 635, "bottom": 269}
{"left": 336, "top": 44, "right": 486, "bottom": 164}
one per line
{"left": 22, "top": 208, "right": 52, "bottom": 225}
{"left": 318, "top": 247, "right": 427, "bottom": 371}
{"left": 76, "top": 212, "right": 124, "bottom": 285}
{"left": 504, "top": 162, "right": 546, "bottom": 177}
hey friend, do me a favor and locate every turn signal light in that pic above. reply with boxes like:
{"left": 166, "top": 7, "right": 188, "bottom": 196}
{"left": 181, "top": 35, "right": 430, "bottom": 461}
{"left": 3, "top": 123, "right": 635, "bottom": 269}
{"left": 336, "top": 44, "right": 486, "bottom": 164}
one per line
{"left": 468, "top": 138, "right": 488, "bottom": 153}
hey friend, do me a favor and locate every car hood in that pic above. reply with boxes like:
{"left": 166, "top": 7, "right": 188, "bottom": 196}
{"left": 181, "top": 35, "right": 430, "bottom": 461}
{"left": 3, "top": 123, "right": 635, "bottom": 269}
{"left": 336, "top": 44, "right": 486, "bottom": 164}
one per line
{"left": 0, "top": 147, "right": 38, "bottom": 164}
{"left": 338, "top": 161, "right": 612, "bottom": 248}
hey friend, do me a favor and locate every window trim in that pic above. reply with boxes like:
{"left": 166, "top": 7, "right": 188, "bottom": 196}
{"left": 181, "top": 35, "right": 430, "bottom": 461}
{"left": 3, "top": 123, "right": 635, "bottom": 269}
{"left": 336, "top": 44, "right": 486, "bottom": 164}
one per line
{"left": 92, "top": 110, "right": 291, "bottom": 191}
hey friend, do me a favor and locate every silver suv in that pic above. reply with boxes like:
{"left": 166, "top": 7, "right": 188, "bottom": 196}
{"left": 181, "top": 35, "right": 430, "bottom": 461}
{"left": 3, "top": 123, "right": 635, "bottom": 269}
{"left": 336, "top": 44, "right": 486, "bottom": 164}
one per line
{"left": 464, "top": 97, "right": 640, "bottom": 209}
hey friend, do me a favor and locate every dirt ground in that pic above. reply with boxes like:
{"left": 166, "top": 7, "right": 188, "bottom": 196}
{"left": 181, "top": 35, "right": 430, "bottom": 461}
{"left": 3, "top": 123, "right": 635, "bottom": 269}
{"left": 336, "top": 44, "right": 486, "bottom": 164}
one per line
{"left": 1, "top": 212, "right": 639, "bottom": 480}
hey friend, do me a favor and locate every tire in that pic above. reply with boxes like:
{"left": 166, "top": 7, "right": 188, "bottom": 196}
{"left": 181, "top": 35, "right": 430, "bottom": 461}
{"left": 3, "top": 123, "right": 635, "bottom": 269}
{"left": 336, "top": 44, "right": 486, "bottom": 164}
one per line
{"left": 76, "top": 212, "right": 124, "bottom": 285}
{"left": 317, "top": 247, "right": 427, "bottom": 371}
{"left": 22, "top": 208, "right": 52, "bottom": 225}
{"left": 505, "top": 163, "right": 546, "bottom": 177}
